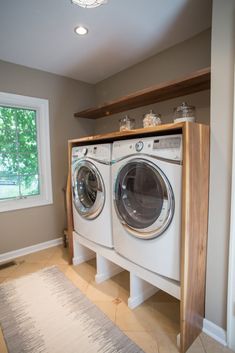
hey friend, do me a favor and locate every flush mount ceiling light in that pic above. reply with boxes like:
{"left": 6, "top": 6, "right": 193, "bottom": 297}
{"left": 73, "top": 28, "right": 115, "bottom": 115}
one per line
{"left": 75, "top": 26, "right": 88, "bottom": 35}
{"left": 71, "top": 0, "right": 107, "bottom": 8}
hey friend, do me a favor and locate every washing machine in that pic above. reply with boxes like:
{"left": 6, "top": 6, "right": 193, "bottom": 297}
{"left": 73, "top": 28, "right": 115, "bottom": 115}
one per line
{"left": 112, "top": 134, "right": 182, "bottom": 281}
{"left": 72, "top": 143, "right": 113, "bottom": 248}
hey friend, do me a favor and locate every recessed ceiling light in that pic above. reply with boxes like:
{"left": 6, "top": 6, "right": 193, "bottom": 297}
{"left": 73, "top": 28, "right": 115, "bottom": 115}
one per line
{"left": 74, "top": 26, "right": 88, "bottom": 35}
{"left": 71, "top": 0, "right": 107, "bottom": 8}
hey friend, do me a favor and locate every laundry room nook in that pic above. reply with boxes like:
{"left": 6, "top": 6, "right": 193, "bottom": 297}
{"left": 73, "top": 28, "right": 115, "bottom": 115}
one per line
{"left": 67, "top": 68, "right": 210, "bottom": 353}
{"left": 1, "top": 2, "right": 235, "bottom": 353}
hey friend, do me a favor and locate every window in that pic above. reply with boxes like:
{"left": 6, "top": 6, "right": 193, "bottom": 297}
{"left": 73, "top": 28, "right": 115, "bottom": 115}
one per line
{"left": 0, "top": 92, "right": 52, "bottom": 212}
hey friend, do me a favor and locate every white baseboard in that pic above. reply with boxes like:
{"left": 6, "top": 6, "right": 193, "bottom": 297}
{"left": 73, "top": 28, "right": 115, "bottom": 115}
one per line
{"left": 0, "top": 238, "right": 63, "bottom": 264}
{"left": 203, "top": 319, "right": 227, "bottom": 346}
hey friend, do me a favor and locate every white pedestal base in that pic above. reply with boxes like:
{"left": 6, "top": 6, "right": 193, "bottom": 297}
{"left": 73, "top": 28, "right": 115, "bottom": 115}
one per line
{"left": 73, "top": 231, "right": 180, "bottom": 310}
{"left": 177, "top": 333, "right": 180, "bottom": 348}
{"left": 95, "top": 254, "right": 124, "bottom": 284}
{"left": 73, "top": 235, "right": 96, "bottom": 265}
{"left": 128, "top": 273, "right": 159, "bottom": 309}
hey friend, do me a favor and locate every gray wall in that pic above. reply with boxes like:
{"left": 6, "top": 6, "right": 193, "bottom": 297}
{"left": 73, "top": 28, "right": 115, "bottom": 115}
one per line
{"left": 95, "top": 29, "right": 211, "bottom": 104}
{"left": 0, "top": 60, "right": 95, "bottom": 253}
{"left": 206, "top": 0, "right": 235, "bottom": 329}
{"left": 94, "top": 29, "right": 211, "bottom": 134}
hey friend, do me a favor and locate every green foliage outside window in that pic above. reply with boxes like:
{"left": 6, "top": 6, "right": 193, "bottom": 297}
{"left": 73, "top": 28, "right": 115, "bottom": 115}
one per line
{"left": 0, "top": 106, "right": 40, "bottom": 200}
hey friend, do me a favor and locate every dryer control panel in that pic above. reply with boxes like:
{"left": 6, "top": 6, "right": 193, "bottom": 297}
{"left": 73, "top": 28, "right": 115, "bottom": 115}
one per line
{"left": 112, "top": 134, "right": 182, "bottom": 162}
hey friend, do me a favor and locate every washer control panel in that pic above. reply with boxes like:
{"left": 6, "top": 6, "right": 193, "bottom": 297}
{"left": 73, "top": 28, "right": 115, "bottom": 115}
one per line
{"left": 72, "top": 144, "right": 111, "bottom": 163}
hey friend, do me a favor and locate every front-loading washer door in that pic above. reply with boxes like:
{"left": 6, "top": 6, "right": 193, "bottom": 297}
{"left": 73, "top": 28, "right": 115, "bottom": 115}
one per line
{"left": 114, "top": 158, "right": 174, "bottom": 239}
{"left": 73, "top": 160, "right": 105, "bottom": 220}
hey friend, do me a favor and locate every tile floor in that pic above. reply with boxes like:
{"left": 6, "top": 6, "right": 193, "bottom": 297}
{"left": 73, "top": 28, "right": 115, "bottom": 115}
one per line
{"left": 0, "top": 245, "right": 233, "bottom": 353}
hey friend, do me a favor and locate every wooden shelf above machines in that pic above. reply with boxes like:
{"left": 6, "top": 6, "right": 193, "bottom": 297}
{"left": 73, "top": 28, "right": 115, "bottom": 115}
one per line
{"left": 74, "top": 67, "right": 210, "bottom": 120}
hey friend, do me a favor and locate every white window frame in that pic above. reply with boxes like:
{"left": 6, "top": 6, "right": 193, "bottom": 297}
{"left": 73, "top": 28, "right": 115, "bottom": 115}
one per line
{"left": 0, "top": 92, "right": 53, "bottom": 212}
{"left": 227, "top": 66, "right": 235, "bottom": 350}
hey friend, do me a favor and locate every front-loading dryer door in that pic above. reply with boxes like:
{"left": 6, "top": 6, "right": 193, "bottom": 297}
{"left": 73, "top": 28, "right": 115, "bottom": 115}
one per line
{"left": 73, "top": 160, "right": 105, "bottom": 220}
{"left": 114, "top": 158, "right": 174, "bottom": 239}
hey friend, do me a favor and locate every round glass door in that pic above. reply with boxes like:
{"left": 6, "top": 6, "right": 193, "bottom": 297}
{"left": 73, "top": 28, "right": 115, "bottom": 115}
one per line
{"left": 114, "top": 159, "right": 174, "bottom": 239}
{"left": 73, "top": 160, "right": 105, "bottom": 219}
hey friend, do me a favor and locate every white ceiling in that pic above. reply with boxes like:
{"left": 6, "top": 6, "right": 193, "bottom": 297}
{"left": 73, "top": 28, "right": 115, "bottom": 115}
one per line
{"left": 0, "top": 0, "right": 212, "bottom": 84}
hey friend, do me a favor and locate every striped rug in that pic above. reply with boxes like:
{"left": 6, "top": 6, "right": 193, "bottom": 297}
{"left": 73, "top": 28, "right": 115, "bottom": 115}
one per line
{"left": 0, "top": 266, "right": 144, "bottom": 353}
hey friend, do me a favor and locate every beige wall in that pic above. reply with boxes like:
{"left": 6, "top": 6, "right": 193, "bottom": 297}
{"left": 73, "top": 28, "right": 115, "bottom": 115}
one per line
{"left": 0, "top": 60, "right": 95, "bottom": 253}
{"left": 95, "top": 29, "right": 211, "bottom": 104}
{"left": 206, "top": 0, "right": 235, "bottom": 329}
{"left": 94, "top": 29, "right": 211, "bottom": 134}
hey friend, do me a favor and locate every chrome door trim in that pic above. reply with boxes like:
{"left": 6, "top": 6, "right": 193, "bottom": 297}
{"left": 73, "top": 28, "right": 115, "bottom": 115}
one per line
{"left": 72, "top": 157, "right": 111, "bottom": 166}
{"left": 113, "top": 158, "right": 175, "bottom": 239}
{"left": 73, "top": 160, "right": 105, "bottom": 220}
{"left": 85, "top": 157, "right": 111, "bottom": 166}
{"left": 112, "top": 153, "right": 182, "bottom": 165}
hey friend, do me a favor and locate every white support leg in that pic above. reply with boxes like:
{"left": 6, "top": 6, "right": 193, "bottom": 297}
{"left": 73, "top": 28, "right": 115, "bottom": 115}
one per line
{"left": 73, "top": 235, "right": 96, "bottom": 265}
{"left": 128, "top": 272, "right": 159, "bottom": 309}
{"left": 95, "top": 254, "right": 124, "bottom": 284}
{"left": 177, "top": 333, "right": 180, "bottom": 348}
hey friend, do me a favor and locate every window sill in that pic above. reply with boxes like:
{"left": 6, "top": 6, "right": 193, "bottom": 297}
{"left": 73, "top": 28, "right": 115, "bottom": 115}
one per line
{"left": 0, "top": 196, "right": 53, "bottom": 213}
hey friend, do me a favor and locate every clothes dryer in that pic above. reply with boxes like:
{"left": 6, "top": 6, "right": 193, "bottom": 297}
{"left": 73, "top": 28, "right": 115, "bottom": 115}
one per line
{"left": 72, "top": 143, "right": 113, "bottom": 248}
{"left": 112, "top": 135, "right": 182, "bottom": 280}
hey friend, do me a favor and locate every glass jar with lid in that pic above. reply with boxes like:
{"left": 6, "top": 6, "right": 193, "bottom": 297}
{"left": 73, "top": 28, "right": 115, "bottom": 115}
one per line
{"left": 174, "top": 102, "right": 195, "bottom": 123}
{"left": 119, "top": 115, "right": 135, "bottom": 131}
{"left": 143, "top": 110, "right": 162, "bottom": 128}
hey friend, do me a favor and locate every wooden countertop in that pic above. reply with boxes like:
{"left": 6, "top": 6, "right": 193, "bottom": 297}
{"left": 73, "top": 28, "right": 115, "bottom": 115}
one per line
{"left": 68, "top": 122, "right": 192, "bottom": 145}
